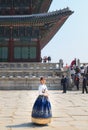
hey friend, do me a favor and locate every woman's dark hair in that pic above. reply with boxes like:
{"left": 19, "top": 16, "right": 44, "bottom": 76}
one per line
{"left": 40, "top": 77, "right": 45, "bottom": 81}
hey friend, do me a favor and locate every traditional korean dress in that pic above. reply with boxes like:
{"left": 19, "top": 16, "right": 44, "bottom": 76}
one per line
{"left": 31, "top": 84, "right": 52, "bottom": 125}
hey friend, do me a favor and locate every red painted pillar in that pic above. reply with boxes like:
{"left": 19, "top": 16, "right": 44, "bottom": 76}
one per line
{"left": 8, "top": 26, "right": 14, "bottom": 62}
{"left": 37, "top": 39, "right": 41, "bottom": 62}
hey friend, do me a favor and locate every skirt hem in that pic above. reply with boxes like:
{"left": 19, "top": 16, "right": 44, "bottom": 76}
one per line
{"left": 31, "top": 117, "right": 51, "bottom": 125}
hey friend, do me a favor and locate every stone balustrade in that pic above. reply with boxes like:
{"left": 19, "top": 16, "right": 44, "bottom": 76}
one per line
{"left": 0, "top": 62, "right": 69, "bottom": 90}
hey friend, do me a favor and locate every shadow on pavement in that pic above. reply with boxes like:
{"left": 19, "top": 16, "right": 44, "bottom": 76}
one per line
{"left": 6, "top": 122, "right": 48, "bottom": 128}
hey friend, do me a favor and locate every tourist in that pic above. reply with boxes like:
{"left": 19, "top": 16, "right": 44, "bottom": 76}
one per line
{"left": 80, "top": 66, "right": 85, "bottom": 76}
{"left": 47, "top": 56, "right": 51, "bottom": 63}
{"left": 82, "top": 75, "right": 88, "bottom": 94}
{"left": 61, "top": 75, "right": 67, "bottom": 93}
{"left": 70, "top": 58, "right": 76, "bottom": 68}
{"left": 70, "top": 67, "right": 75, "bottom": 79}
{"left": 43, "top": 56, "right": 48, "bottom": 63}
{"left": 31, "top": 77, "right": 52, "bottom": 124}
{"left": 74, "top": 74, "right": 80, "bottom": 90}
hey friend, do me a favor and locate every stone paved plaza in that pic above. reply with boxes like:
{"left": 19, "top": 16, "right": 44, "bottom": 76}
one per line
{"left": 0, "top": 90, "right": 88, "bottom": 130}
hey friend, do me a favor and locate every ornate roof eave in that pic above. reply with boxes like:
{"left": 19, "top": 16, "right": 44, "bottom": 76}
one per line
{"left": 39, "top": 9, "right": 74, "bottom": 49}
{"left": 0, "top": 7, "right": 73, "bottom": 27}
{"left": 0, "top": 8, "right": 73, "bottom": 50}
{"left": 40, "top": 16, "right": 70, "bottom": 49}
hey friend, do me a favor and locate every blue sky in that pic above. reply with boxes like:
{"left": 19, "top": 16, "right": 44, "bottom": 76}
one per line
{"left": 41, "top": 0, "right": 88, "bottom": 66}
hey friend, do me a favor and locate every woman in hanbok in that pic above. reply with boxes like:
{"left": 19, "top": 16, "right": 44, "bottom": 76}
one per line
{"left": 31, "top": 77, "right": 52, "bottom": 125}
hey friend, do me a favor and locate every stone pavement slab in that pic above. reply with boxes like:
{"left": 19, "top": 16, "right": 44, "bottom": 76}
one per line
{"left": 0, "top": 90, "right": 88, "bottom": 130}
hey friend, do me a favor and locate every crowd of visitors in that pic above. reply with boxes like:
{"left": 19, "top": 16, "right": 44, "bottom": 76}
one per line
{"left": 69, "top": 61, "right": 88, "bottom": 94}
{"left": 41, "top": 56, "right": 51, "bottom": 63}
{"left": 60, "top": 58, "right": 88, "bottom": 94}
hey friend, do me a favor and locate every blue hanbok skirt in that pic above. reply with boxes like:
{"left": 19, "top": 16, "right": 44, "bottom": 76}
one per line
{"left": 31, "top": 95, "right": 52, "bottom": 124}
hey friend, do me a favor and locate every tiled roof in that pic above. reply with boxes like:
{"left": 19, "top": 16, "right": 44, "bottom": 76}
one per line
{"left": 0, "top": 0, "right": 52, "bottom": 15}
{"left": 0, "top": 8, "right": 73, "bottom": 26}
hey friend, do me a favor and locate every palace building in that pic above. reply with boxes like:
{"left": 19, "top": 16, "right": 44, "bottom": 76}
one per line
{"left": 0, "top": 0, "right": 73, "bottom": 62}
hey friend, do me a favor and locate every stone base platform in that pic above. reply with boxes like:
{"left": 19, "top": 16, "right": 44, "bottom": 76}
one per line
{"left": 0, "top": 62, "right": 69, "bottom": 90}
{"left": 0, "top": 77, "right": 62, "bottom": 90}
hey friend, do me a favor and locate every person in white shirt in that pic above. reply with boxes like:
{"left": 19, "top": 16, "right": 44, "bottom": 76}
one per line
{"left": 38, "top": 77, "right": 48, "bottom": 96}
{"left": 31, "top": 77, "right": 52, "bottom": 125}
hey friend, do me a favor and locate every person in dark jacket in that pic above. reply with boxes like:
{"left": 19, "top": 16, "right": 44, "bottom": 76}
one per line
{"left": 61, "top": 75, "right": 67, "bottom": 93}
{"left": 82, "top": 75, "right": 88, "bottom": 94}
{"left": 75, "top": 74, "right": 80, "bottom": 90}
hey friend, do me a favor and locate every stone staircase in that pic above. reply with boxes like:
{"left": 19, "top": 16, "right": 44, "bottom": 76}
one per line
{"left": 0, "top": 62, "right": 69, "bottom": 90}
